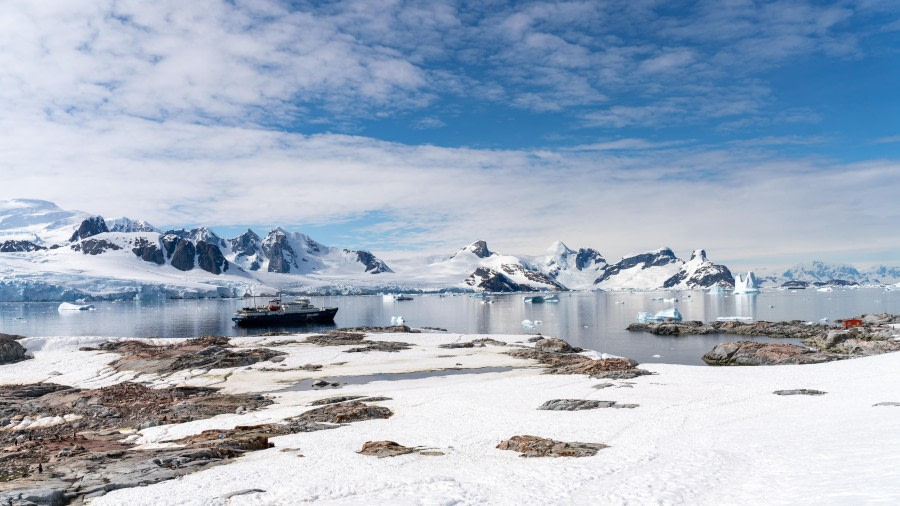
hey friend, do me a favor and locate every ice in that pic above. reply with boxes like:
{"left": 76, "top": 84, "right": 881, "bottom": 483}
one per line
{"left": 390, "top": 316, "right": 405, "bottom": 325}
{"left": 733, "top": 271, "right": 760, "bottom": 294}
{"left": 636, "top": 307, "right": 682, "bottom": 322}
{"left": 58, "top": 302, "right": 95, "bottom": 311}
{"left": 708, "top": 284, "right": 724, "bottom": 295}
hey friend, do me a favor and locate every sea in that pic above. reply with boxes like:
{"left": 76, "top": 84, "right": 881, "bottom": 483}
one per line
{"left": 2, "top": 288, "right": 898, "bottom": 366}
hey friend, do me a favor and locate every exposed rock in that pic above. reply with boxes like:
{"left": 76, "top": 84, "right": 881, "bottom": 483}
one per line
{"left": 662, "top": 249, "right": 734, "bottom": 289}
{"left": 702, "top": 341, "right": 844, "bottom": 366}
{"left": 345, "top": 341, "right": 414, "bottom": 353}
{"left": 497, "top": 435, "right": 607, "bottom": 458}
{"left": 873, "top": 402, "right": 900, "bottom": 407}
{"left": 292, "top": 401, "right": 392, "bottom": 424}
{"left": 131, "top": 238, "right": 165, "bottom": 265}
{"left": 230, "top": 229, "right": 263, "bottom": 271}
{"left": 533, "top": 338, "right": 582, "bottom": 353}
{"left": 357, "top": 440, "right": 415, "bottom": 458}
{"left": 309, "top": 395, "right": 366, "bottom": 406}
{"left": 195, "top": 240, "right": 228, "bottom": 274}
{"left": 70, "top": 238, "right": 122, "bottom": 255}
{"left": 0, "top": 335, "right": 29, "bottom": 364}
{"left": 803, "top": 328, "right": 900, "bottom": 356}
{"left": 537, "top": 399, "right": 638, "bottom": 410}
{"left": 439, "top": 338, "right": 506, "bottom": 349}
{"left": 594, "top": 248, "right": 680, "bottom": 285}
{"left": 69, "top": 216, "right": 108, "bottom": 242}
{"left": 464, "top": 267, "right": 529, "bottom": 292}
{"left": 169, "top": 238, "right": 196, "bottom": 271}
{"left": 348, "top": 250, "right": 392, "bottom": 274}
{"left": 0, "top": 240, "right": 46, "bottom": 253}
{"left": 509, "top": 347, "right": 649, "bottom": 379}
{"left": 262, "top": 230, "right": 297, "bottom": 273}
{"left": 627, "top": 320, "right": 832, "bottom": 339}
{"left": 773, "top": 389, "right": 827, "bottom": 396}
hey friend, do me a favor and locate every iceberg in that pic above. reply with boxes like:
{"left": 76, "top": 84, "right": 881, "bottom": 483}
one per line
{"left": 708, "top": 284, "right": 724, "bottom": 295}
{"left": 733, "top": 271, "right": 760, "bottom": 294}
{"left": 636, "top": 307, "right": 682, "bottom": 323}
{"left": 58, "top": 302, "right": 95, "bottom": 311}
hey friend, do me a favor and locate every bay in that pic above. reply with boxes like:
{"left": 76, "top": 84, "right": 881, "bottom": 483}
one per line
{"left": 1, "top": 288, "right": 897, "bottom": 366}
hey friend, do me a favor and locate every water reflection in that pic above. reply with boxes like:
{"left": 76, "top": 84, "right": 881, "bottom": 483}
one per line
{"left": 1, "top": 288, "right": 898, "bottom": 366}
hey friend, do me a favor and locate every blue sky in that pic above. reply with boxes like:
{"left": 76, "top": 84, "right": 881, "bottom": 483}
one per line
{"left": 0, "top": 0, "right": 898, "bottom": 269}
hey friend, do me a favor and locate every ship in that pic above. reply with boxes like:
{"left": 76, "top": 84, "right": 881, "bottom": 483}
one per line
{"left": 232, "top": 296, "right": 338, "bottom": 327}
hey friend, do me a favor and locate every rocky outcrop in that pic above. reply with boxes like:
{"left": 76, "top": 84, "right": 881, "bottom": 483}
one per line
{"left": 357, "top": 441, "right": 416, "bottom": 457}
{"left": 533, "top": 338, "right": 582, "bottom": 353}
{"left": 0, "top": 335, "right": 28, "bottom": 364}
{"left": 453, "top": 240, "right": 492, "bottom": 259}
{"left": 497, "top": 435, "right": 607, "bottom": 457}
{"left": 509, "top": 339, "right": 650, "bottom": 379}
{"left": 351, "top": 250, "right": 392, "bottom": 274}
{"left": 465, "top": 267, "right": 527, "bottom": 292}
{"left": 131, "top": 238, "right": 165, "bottom": 265}
{"left": 169, "top": 238, "right": 196, "bottom": 271}
{"left": 773, "top": 389, "right": 826, "bottom": 396}
{"left": 575, "top": 247, "right": 605, "bottom": 271}
{"left": 702, "top": 341, "right": 844, "bottom": 366}
{"left": 627, "top": 320, "right": 833, "bottom": 340}
{"left": 196, "top": 240, "right": 228, "bottom": 275}
{"left": 107, "top": 217, "right": 157, "bottom": 233}
{"left": 802, "top": 328, "right": 900, "bottom": 356}
{"left": 230, "top": 229, "right": 263, "bottom": 271}
{"left": 68, "top": 216, "right": 108, "bottom": 242}
{"left": 70, "top": 238, "right": 121, "bottom": 255}
{"left": 594, "top": 248, "right": 681, "bottom": 286}
{"left": 262, "top": 230, "right": 297, "bottom": 273}
{"left": 537, "top": 399, "right": 638, "bottom": 410}
{"left": 0, "top": 240, "right": 46, "bottom": 252}
{"left": 293, "top": 401, "right": 392, "bottom": 424}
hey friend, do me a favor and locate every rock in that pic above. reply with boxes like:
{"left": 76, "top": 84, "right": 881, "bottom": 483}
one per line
{"left": 132, "top": 238, "right": 165, "bottom": 265}
{"left": 70, "top": 238, "right": 122, "bottom": 255}
{"left": 293, "top": 401, "right": 392, "bottom": 424}
{"left": 873, "top": 402, "right": 900, "bottom": 407}
{"left": 773, "top": 389, "right": 827, "bottom": 396}
{"left": 533, "top": 338, "right": 582, "bottom": 353}
{"left": 311, "top": 380, "right": 329, "bottom": 387}
{"left": 508, "top": 349, "right": 648, "bottom": 379}
{"left": 195, "top": 240, "right": 228, "bottom": 275}
{"left": 537, "top": 399, "right": 638, "bottom": 411}
{"left": 345, "top": 341, "right": 413, "bottom": 353}
{"left": 309, "top": 395, "right": 366, "bottom": 406}
{"left": 527, "top": 336, "right": 545, "bottom": 343}
{"left": 702, "top": 341, "right": 844, "bottom": 366}
{"left": 0, "top": 240, "right": 46, "bottom": 252}
{"left": 497, "top": 435, "right": 607, "bottom": 458}
{"left": 269, "top": 356, "right": 285, "bottom": 363}
{"left": 169, "top": 238, "right": 196, "bottom": 271}
{"left": 357, "top": 440, "right": 415, "bottom": 458}
{"left": 69, "top": 216, "right": 108, "bottom": 242}
{"left": 0, "top": 336, "right": 29, "bottom": 364}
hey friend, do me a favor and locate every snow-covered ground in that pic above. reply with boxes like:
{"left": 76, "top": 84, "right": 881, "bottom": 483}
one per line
{"left": 2, "top": 332, "right": 898, "bottom": 505}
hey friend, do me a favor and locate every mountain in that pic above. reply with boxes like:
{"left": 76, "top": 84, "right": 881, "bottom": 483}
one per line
{"left": 759, "top": 261, "right": 900, "bottom": 286}
{"left": 593, "top": 248, "right": 683, "bottom": 290}
{"left": 662, "top": 249, "right": 734, "bottom": 289}
{"left": 107, "top": 217, "right": 158, "bottom": 233}
{"left": 0, "top": 199, "right": 88, "bottom": 246}
{"left": 538, "top": 241, "right": 607, "bottom": 290}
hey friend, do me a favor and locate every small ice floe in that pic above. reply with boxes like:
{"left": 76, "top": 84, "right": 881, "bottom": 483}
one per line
{"left": 820, "top": 317, "right": 830, "bottom": 322}
{"left": 521, "top": 319, "right": 535, "bottom": 329}
{"left": 662, "top": 298, "right": 678, "bottom": 303}
{"left": 636, "top": 307, "right": 682, "bottom": 323}
{"left": 817, "top": 287, "right": 833, "bottom": 293}
{"left": 533, "top": 320, "right": 543, "bottom": 325}
{"left": 58, "top": 302, "right": 95, "bottom": 311}
{"left": 390, "top": 316, "right": 405, "bottom": 325}
{"left": 652, "top": 354, "right": 661, "bottom": 358}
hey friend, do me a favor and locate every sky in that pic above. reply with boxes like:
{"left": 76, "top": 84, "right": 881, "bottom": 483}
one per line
{"left": 0, "top": 0, "right": 898, "bottom": 270}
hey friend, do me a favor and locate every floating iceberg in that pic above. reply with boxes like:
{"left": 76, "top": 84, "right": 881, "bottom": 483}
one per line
{"left": 733, "top": 272, "right": 760, "bottom": 294}
{"left": 390, "top": 316, "right": 405, "bottom": 325}
{"left": 817, "top": 287, "right": 833, "bottom": 293}
{"left": 636, "top": 307, "right": 682, "bottom": 323}
{"left": 521, "top": 319, "right": 535, "bottom": 329}
{"left": 58, "top": 302, "right": 95, "bottom": 311}
{"left": 708, "top": 285, "right": 724, "bottom": 295}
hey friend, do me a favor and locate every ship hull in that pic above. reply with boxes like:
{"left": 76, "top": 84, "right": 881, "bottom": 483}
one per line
{"left": 232, "top": 307, "right": 338, "bottom": 327}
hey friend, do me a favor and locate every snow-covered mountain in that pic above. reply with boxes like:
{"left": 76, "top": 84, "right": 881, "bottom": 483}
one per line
{"left": 593, "top": 248, "right": 683, "bottom": 290}
{"left": 661, "top": 249, "right": 734, "bottom": 289}
{"left": 756, "top": 260, "right": 900, "bottom": 286}
{"left": 2, "top": 199, "right": 896, "bottom": 301}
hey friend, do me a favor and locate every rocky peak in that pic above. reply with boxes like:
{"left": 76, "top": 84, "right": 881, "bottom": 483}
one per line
{"left": 107, "top": 217, "right": 157, "bottom": 233}
{"left": 575, "top": 248, "right": 606, "bottom": 271}
{"left": 689, "top": 249, "right": 707, "bottom": 262}
{"left": 69, "top": 216, "right": 109, "bottom": 242}
{"left": 454, "top": 240, "right": 492, "bottom": 259}
{"left": 261, "top": 228, "right": 298, "bottom": 273}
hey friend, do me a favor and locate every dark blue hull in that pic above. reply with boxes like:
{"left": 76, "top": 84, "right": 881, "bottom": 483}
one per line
{"left": 233, "top": 307, "right": 338, "bottom": 327}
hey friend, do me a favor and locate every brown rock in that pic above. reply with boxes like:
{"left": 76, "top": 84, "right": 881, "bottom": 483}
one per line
{"left": 357, "top": 441, "right": 415, "bottom": 458}
{"left": 497, "top": 435, "right": 607, "bottom": 457}
{"left": 702, "top": 341, "right": 844, "bottom": 366}
{"left": 293, "top": 401, "right": 392, "bottom": 424}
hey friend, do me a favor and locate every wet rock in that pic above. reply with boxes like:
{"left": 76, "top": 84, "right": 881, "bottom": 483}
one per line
{"left": 702, "top": 341, "right": 845, "bottom": 366}
{"left": 357, "top": 440, "right": 415, "bottom": 458}
{"left": 0, "top": 335, "right": 29, "bottom": 364}
{"left": 773, "top": 389, "right": 827, "bottom": 396}
{"left": 497, "top": 435, "right": 608, "bottom": 458}
{"left": 509, "top": 349, "right": 649, "bottom": 379}
{"left": 293, "top": 401, "right": 392, "bottom": 424}
{"left": 533, "top": 338, "right": 582, "bottom": 353}
{"left": 537, "top": 399, "right": 638, "bottom": 411}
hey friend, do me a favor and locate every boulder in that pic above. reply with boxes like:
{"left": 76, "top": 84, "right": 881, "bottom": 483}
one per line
{"left": 357, "top": 441, "right": 415, "bottom": 458}
{"left": 533, "top": 338, "right": 582, "bottom": 353}
{"left": 0, "top": 336, "right": 28, "bottom": 364}
{"left": 497, "top": 435, "right": 607, "bottom": 457}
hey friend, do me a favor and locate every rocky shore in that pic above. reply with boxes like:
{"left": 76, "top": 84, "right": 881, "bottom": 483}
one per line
{"left": 628, "top": 313, "right": 900, "bottom": 365}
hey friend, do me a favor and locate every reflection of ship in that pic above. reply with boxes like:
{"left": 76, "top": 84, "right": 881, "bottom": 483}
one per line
{"left": 232, "top": 296, "right": 337, "bottom": 327}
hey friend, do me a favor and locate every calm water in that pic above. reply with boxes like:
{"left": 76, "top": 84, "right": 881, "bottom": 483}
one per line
{"left": 2, "top": 288, "right": 898, "bottom": 366}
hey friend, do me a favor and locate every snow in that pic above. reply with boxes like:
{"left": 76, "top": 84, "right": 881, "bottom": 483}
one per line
{"left": 3, "top": 332, "right": 897, "bottom": 505}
